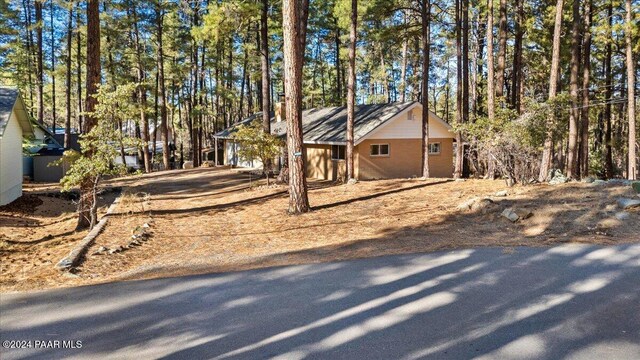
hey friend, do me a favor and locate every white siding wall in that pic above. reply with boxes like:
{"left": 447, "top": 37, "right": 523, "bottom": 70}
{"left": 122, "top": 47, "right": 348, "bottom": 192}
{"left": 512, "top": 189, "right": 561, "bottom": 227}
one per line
{"left": 225, "top": 141, "right": 262, "bottom": 168}
{"left": 363, "top": 107, "right": 454, "bottom": 140}
{"left": 0, "top": 110, "right": 24, "bottom": 205}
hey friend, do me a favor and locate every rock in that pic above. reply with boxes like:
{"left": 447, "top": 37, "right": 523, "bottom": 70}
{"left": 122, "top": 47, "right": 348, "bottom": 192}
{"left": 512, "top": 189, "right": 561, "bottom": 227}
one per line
{"left": 615, "top": 212, "right": 630, "bottom": 220}
{"left": 455, "top": 178, "right": 466, "bottom": 182}
{"left": 514, "top": 208, "right": 533, "bottom": 220}
{"left": 592, "top": 179, "right": 606, "bottom": 186}
{"left": 617, "top": 198, "right": 640, "bottom": 210}
{"left": 457, "top": 198, "right": 477, "bottom": 211}
{"left": 501, "top": 207, "right": 532, "bottom": 222}
{"left": 494, "top": 190, "right": 508, "bottom": 197}
{"left": 470, "top": 198, "right": 495, "bottom": 213}
{"left": 547, "top": 169, "right": 567, "bottom": 185}
{"left": 347, "top": 178, "right": 358, "bottom": 185}
{"left": 183, "top": 161, "right": 194, "bottom": 169}
{"left": 142, "top": 223, "right": 151, "bottom": 228}
{"left": 581, "top": 176, "right": 595, "bottom": 183}
{"left": 201, "top": 161, "right": 215, "bottom": 168}
{"left": 632, "top": 181, "right": 640, "bottom": 194}
{"left": 608, "top": 179, "right": 631, "bottom": 186}
{"left": 501, "top": 208, "right": 520, "bottom": 222}
{"left": 92, "top": 246, "right": 108, "bottom": 255}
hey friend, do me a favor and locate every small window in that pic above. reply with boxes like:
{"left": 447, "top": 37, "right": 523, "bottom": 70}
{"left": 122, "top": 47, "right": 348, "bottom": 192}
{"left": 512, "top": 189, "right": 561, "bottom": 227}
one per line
{"left": 407, "top": 110, "right": 414, "bottom": 121}
{"left": 429, "top": 143, "right": 441, "bottom": 154}
{"left": 331, "top": 145, "right": 346, "bottom": 160}
{"left": 370, "top": 144, "right": 390, "bottom": 157}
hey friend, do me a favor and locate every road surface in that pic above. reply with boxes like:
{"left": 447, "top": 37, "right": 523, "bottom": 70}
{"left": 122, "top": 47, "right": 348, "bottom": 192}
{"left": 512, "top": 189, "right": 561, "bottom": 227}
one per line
{"left": 1, "top": 244, "right": 639, "bottom": 359}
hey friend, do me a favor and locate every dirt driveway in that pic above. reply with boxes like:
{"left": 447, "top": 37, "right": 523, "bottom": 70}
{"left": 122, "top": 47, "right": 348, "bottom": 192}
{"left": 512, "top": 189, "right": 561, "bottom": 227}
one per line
{"left": 2, "top": 167, "right": 638, "bottom": 291}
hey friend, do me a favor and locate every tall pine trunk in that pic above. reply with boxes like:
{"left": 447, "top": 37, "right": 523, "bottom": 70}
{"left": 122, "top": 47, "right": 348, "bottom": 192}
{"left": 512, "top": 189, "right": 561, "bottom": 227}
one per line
{"left": 35, "top": 0, "right": 44, "bottom": 124}
{"left": 131, "top": 4, "right": 151, "bottom": 173}
{"left": 624, "top": 0, "right": 637, "bottom": 179}
{"left": 77, "top": 0, "right": 101, "bottom": 230}
{"left": 566, "top": 0, "right": 581, "bottom": 179}
{"left": 539, "top": 0, "right": 564, "bottom": 182}
{"left": 420, "top": 0, "right": 431, "bottom": 178}
{"left": 156, "top": 1, "right": 170, "bottom": 170}
{"left": 495, "top": 0, "right": 507, "bottom": 99}
{"left": 261, "top": 0, "right": 272, "bottom": 174}
{"left": 454, "top": 0, "right": 464, "bottom": 178}
{"left": 579, "top": 0, "right": 591, "bottom": 177}
{"left": 511, "top": 0, "right": 524, "bottom": 113}
{"left": 346, "top": 0, "right": 357, "bottom": 181}
{"left": 64, "top": 2, "right": 72, "bottom": 148}
{"left": 604, "top": 1, "right": 614, "bottom": 178}
{"left": 283, "top": 0, "right": 310, "bottom": 214}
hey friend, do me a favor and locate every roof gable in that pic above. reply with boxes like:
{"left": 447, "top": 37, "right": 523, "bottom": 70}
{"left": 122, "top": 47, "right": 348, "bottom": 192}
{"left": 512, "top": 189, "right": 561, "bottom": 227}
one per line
{"left": 0, "top": 87, "right": 34, "bottom": 138}
{"left": 213, "top": 101, "right": 453, "bottom": 144}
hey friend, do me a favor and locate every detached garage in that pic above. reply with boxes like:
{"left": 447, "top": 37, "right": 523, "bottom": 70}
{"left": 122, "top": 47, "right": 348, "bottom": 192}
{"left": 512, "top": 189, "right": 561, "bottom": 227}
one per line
{"left": 0, "top": 87, "right": 34, "bottom": 205}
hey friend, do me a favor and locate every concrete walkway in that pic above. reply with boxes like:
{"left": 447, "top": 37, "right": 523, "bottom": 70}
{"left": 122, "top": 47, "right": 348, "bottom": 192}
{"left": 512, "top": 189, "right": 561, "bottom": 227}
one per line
{"left": 1, "top": 244, "right": 639, "bottom": 359}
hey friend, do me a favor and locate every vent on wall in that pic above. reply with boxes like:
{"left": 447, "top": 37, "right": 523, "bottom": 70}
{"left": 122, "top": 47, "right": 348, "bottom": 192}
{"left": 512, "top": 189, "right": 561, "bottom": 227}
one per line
{"left": 407, "top": 110, "right": 414, "bottom": 121}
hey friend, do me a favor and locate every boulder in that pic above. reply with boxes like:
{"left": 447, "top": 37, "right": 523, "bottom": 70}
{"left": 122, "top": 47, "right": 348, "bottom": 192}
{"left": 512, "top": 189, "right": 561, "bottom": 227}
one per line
{"left": 347, "top": 178, "right": 358, "bottom": 185}
{"left": 183, "top": 161, "right": 194, "bottom": 169}
{"left": 548, "top": 169, "right": 567, "bottom": 185}
{"left": 494, "top": 190, "right": 508, "bottom": 197}
{"left": 617, "top": 198, "right": 640, "bottom": 210}
{"left": 615, "top": 212, "right": 630, "bottom": 221}
{"left": 471, "top": 198, "right": 495, "bottom": 213}
{"left": 501, "top": 207, "right": 533, "bottom": 222}
{"left": 581, "top": 177, "right": 595, "bottom": 183}
{"left": 514, "top": 208, "right": 533, "bottom": 220}
{"left": 501, "top": 208, "right": 520, "bottom": 222}
{"left": 591, "top": 179, "right": 606, "bottom": 186}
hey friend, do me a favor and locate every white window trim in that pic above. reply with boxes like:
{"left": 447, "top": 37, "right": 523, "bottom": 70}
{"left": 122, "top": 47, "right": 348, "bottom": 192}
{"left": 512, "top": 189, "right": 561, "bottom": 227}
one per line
{"left": 429, "top": 142, "right": 441, "bottom": 155}
{"left": 370, "top": 143, "right": 390, "bottom": 157}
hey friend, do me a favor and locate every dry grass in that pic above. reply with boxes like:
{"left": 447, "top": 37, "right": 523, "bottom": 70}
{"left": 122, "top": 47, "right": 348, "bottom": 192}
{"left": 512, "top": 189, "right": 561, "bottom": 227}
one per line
{"left": 1, "top": 167, "right": 638, "bottom": 292}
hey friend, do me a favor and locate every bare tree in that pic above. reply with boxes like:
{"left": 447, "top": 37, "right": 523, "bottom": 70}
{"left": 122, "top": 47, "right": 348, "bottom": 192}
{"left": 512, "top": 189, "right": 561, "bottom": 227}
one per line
{"left": 283, "top": 0, "right": 310, "bottom": 213}
{"left": 624, "top": 0, "right": 636, "bottom": 180}
{"left": 346, "top": 0, "right": 357, "bottom": 181}
{"left": 538, "top": 0, "right": 564, "bottom": 182}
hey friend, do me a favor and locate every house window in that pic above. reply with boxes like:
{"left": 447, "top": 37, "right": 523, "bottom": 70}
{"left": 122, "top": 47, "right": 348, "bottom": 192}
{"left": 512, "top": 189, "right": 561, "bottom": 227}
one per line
{"left": 331, "top": 145, "right": 346, "bottom": 160}
{"left": 429, "top": 142, "right": 441, "bottom": 154}
{"left": 370, "top": 144, "right": 390, "bottom": 157}
{"left": 407, "top": 110, "right": 414, "bottom": 121}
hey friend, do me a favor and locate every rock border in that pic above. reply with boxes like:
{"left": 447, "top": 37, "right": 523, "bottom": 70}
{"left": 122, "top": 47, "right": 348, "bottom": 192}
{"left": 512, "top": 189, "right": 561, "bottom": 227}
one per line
{"left": 55, "top": 191, "right": 122, "bottom": 271}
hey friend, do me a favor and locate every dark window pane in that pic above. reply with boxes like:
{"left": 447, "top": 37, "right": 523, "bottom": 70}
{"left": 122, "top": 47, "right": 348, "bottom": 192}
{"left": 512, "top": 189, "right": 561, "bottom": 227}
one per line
{"left": 370, "top": 145, "right": 379, "bottom": 155}
{"left": 380, "top": 144, "right": 389, "bottom": 155}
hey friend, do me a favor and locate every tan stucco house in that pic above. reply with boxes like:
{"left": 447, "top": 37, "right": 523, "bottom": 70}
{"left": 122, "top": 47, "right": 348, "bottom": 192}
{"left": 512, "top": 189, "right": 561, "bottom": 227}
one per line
{"left": 0, "top": 87, "right": 34, "bottom": 205}
{"left": 215, "top": 101, "right": 457, "bottom": 181}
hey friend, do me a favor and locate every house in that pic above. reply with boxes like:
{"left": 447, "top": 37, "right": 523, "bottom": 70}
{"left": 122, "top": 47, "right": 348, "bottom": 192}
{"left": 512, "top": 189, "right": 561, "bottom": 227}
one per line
{"left": 214, "top": 101, "right": 457, "bottom": 181}
{"left": 0, "top": 87, "right": 34, "bottom": 205}
{"left": 25, "top": 120, "right": 65, "bottom": 182}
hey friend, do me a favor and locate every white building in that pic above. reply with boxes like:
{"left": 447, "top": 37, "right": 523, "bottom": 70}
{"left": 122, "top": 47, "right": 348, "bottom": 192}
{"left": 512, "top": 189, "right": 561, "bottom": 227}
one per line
{"left": 0, "top": 87, "right": 34, "bottom": 205}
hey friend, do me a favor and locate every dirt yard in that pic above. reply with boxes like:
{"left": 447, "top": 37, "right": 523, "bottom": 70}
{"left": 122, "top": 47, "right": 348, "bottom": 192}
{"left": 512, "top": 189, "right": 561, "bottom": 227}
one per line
{"left": 1, "top": 167, "right": 638, "bottom": 292}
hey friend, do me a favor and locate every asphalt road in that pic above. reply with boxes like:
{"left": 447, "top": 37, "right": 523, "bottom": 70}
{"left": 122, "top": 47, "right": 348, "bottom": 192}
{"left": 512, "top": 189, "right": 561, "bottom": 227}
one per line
{"left": 1, "top": 244, "right": 639, "bottom": 360}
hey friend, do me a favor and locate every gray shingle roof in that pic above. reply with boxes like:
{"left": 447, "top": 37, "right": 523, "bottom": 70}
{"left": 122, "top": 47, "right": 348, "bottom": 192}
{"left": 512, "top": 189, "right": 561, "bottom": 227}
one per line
{"left": 0, "top": 87, "right": 19, "bottom": 136}
{"left": 215, "top": 101, "right": 418, "bottom": 144}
